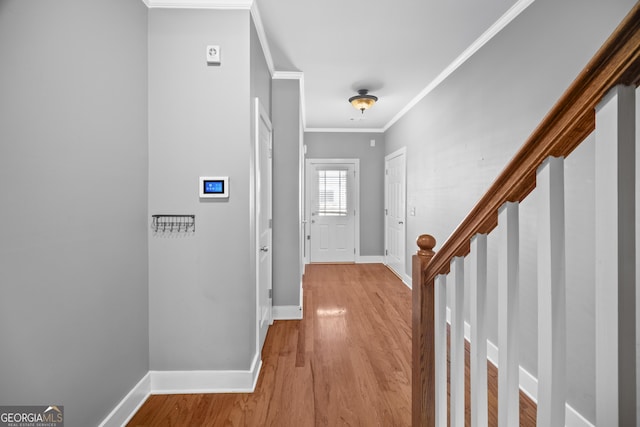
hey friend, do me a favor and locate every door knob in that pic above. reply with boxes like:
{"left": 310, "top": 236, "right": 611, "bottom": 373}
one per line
{"left": 398, "top": 221, "right": 404, "bottom": 225}
{"left": 260, "top": 246, "right": 269, "bottom": 252}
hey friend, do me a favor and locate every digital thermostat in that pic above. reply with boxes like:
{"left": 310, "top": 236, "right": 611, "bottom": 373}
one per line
{"left": 199, "top": 176, "right": 229, "bottom": 198}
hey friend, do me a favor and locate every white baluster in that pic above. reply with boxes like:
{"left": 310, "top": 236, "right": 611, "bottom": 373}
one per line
{"left": 470, "top": 233, "right": 488, "bottom": 427}
{"left": 498, "top": 201, "right": 519, "bottom": 427}
{"left": 449, "top": 256, "right": 465, "bottom": 427}
{"left": 435, "top": 274, "right": 447, "bottom": 427}
{"left": 537, "top": 156, "right": 566, "bottom": 426}
{"left": 595, "top": 84, "right": 636, "bottom": 426}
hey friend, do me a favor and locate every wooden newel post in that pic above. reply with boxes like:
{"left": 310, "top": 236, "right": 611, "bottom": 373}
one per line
{"left": 412, "top": 234, "right": 436, "bottom": 427}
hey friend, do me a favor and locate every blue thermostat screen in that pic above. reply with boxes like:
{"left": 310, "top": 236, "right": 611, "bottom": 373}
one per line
{"left": 204, "top": 180, "right": 224, "bottom": 194}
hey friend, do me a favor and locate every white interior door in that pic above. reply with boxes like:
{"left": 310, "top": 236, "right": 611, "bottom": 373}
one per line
{"left": 385, "top": 148, "right": 406, "bottom": 278}
{"left": 308, "top": 162, "right": 356, "bottom": 263}
{"left": 256, "top": 99, "right": 272, "bottom": 352}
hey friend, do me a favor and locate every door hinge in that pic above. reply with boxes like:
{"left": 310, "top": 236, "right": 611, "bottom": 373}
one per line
{"left": 269, "top": 148, "right": 273, "bottom": 159}
{"left": 307, "top": 235, "right": 311, "bottom": 240}
{"left": 385, "top": 249, "right": 388, "bottom": 256}
{"left": 269, "top": 219, "right": 272, "bottom": 229}
{"left": 354, "top": 209, "right": 356, "bottom": 216}
{"left": 269, "top": 289, "right": 272, "bottom": 299}
{"left": 354, "top": 248, "right": 356, "bottom": 254}
{"left": 385, "top": 208, "right": 388, "bottom": 215}
{"left": 385, "top": 169, "right": 388, "bottom": 175}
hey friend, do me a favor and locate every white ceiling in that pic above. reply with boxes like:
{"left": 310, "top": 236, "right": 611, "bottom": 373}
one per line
{"left": 145, "top": 0, "right": 533, "bottom": 131}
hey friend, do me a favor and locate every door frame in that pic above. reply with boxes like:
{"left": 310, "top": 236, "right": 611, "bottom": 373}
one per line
{"left": 305, "top": 158, "right": 360, "bottom": 264}
{"left": 384, "top": 147, "right": 407, "bottom": 281}
{"left": 254, "top": 97, "right": 273, "bottom": 357}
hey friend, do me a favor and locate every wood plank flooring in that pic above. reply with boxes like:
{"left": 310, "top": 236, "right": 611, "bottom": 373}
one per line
{"left": 127, "top": 263, "right": 536, "bottom": 426}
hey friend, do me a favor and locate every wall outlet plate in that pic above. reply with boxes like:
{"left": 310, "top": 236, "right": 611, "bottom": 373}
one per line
{"left": 206, "top": 45, "right": 220, "bottom": 65}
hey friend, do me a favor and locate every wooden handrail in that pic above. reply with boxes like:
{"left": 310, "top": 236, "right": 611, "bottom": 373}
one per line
{"left": 424, "top": 1, "right": 640, "bottom": 283}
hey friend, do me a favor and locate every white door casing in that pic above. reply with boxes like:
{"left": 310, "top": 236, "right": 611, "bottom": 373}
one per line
{"left": 305, "top": 159, "right": 359, "bottom": 263}
{"left": 385, "top": 148, "right": 406, "bottom": 279}
{"left": 255, "top": 98, "right": 272, "bottom": 353}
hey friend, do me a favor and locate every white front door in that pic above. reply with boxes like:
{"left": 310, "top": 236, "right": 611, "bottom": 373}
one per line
{"left": 308, "top": 162, "right": 356, "bottom": 263}
{"left": 385, "top": 148, "right": 406, "bottom": 278}
{"left": 256, "top": 99, "right": 272, "bottom": 352}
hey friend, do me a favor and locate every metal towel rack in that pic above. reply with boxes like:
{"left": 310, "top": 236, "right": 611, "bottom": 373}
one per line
{"left": 151, "top": 215, "right": 195, "bottom": 233}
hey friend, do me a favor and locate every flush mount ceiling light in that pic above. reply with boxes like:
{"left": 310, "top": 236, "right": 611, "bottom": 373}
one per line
{"left": 349, "top": 89, "right": 378, "bottom": 114}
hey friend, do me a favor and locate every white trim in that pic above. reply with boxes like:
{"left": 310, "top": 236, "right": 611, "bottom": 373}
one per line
{"left": 273, "top": 71, "right": 304, "bottom": 80}
{"left": 566, "top": 406, "right": 596, "bottom": 427}
{"left": 305, "top": 127, "right": 385, "bottom": 134}
{"left": 99, "top": 357, "right": 265, "bottom": 424}
{"left": 383, "top": 0, "right": 535, "bottom": 131}
{"left": 151, "top": 353, "right": 262, "bottom": 394}
{"left": 273, "top": 72, "right": 306, "bottom": 129}
{"left": 385, "top": 147, "right": 408, "bottom": 159}
{"left": 254, "top": 98, "right": 273, "bottom": 359}
{"left": 142, "top": 0, "right": 534, "bottom": 135}
{"left": 444, "top": 307, "right": 594, "bottom": 427}
{"left": 98, "top": 373, "right": 151, "bottom": 427}
{"left": 402, "top": 273, "right": 412, "bottom": 289}
{"left": 250, "top": 3, "right": 274, "bottom": 76}
{"left": 142, "top": 1, "right": 275, "bottom": 77}
{"left": 305, "top": 158, "right": 360, "bottom": 263}
{"left": 145, "top": 0, "right": 252, "bottom": 8}
{"left": 384, "top": 147, "right": 408, "bottom": 283}
{"left": 357, "top": 256, "right": 384, "bottom": 263}
{"left": 299, "top": 75, "right": 307, "bottom": 130}
{"left": 273, "top": 305, "right": 303, "bottom": 320}
{"left": 384, "top": 260, "right": 412, "bottom": 289}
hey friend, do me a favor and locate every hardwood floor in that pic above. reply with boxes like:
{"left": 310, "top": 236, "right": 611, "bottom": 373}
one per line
{"left": 127, "top": 263, "right": 536, "bottom": 426}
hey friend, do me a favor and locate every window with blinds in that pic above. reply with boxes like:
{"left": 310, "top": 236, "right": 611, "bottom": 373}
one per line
{"left": 317, "top": 169, "right": 348, "bottom": 216}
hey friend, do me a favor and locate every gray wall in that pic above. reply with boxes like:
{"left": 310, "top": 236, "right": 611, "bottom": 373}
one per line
{"left": 305, "top": 132, "right": 385, "bottom": 256}
{"left": 0, "top": 1, "right": 149, "bottom": 426}
{"left": 384, "top": 0, "right": 635, "bottom": 421}
{"left": 272, "top": 79, "right": 302, "bottom": 307}
{"left": 148, "top": 9, "right": 259, "bottom": 370}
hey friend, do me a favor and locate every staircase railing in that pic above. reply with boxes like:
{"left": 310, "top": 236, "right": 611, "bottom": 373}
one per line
{"left": 412, "top": 2, "right": 640, "bottom": 426}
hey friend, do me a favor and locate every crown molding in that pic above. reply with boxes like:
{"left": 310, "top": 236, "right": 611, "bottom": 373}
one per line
{"left": 250, "top": 3, "right": 275, "bottom": 75}
{"left": 141, "top": 0, "right": 535, "bottom": 134}
{"left": 383, "top": 0, "right": 535, "bottom": 131}
{"left": 144, "top": 0, "right": 253, "bottom": 8}
{"left": 141, "top": 0, "right": 275, "bottom": 77}
{"left": 273, "top": 71, "right": 304, "bottom": 80}
{"left": 305, "top": 127, "right": 385, "bottom": 134}
{"left": 273, "top": 72, "right": 306, "bottom": 128}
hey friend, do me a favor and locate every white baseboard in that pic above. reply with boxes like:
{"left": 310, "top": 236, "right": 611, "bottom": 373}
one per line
{"left": 401, "top": 273, "right": 412, "bottom": 289}
{"left": 98, "top": 372, "right": 151, "bottom": 427}
{"left": 303, "top": 256, "right": 384, "bottom": 264}
{"left": 151, "top": 353, "right": 262, "bottom": 394}
{"left": 273, "top": 305, "right": 303, "bottom": 320}
{"left": 445, "top": 308, "right": 594, "bottom": 427}
{"left": 566, "top": 405, "right": 595, "bottom": 427}
{"left": 101, "top": 356, "right": 262, "bottom": 426}
{"left": 357, "top": 255, "right": 384, "bottom": 263}
{"left": 382, "top": 261, "right": 412, "bottom": 289}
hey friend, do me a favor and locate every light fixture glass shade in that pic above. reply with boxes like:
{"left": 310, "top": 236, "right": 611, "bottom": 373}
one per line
{"left": 349, "top": 89, "right": 378, "bottom": 113}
